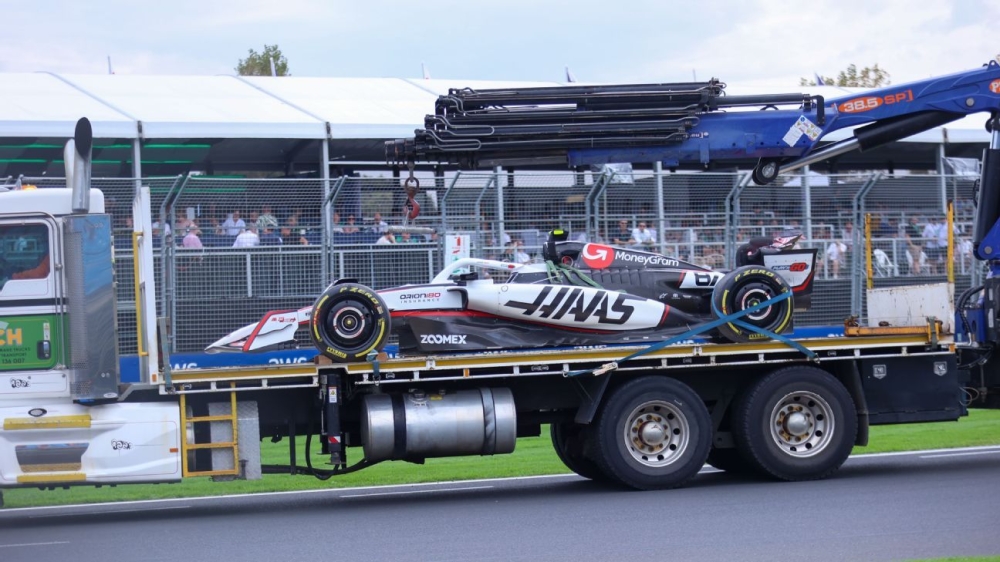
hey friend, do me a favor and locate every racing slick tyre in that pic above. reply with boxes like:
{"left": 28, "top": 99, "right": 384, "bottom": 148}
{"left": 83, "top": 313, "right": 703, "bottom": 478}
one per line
{"left": 731, "top": 366, "right": 857, "bottom": 481}
{"left": 712, "top": 265, "right": 793, "bottom": 344}
{"left": 550, "top": 422, "right": 611, "bottom": 483}
{"left": 592, "top": 376, "right": 712, "bottom": 490}
{"left": 310, "top": 282, "right": 391, "bottom": 363}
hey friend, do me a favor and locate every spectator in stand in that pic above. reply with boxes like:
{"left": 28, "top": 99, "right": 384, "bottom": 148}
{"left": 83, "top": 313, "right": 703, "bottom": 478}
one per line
{"left": 612, "top": 220, "right": 633, "bottom": 246}
{"left": 922, "top": 217, "right": 943, "bottom": 275}
{"left": 370, "top": 212, "right": 388, "bottom": 234}
{"left": 296, "top": 228, "right": 311, "bottom": 246}
{"left": 259, "top": 226, "right": 282, "bottom": 246}
{"left": 257, "top": 205, "right": 278, "bottom": 230}
{"left": 375, "top": 231, "right": 395, "bottom": 245}
{"left": 331, "top": 212, "right": 345, "bottom": 234}
{"left": 512, "top": 240, "right": 532, "bottom": 264}
{"left": 399, "top": 232, "right": 414, "bottom": 243}
{"left": 233, "top": 227, "right": 259, "bottom": 248}
{"left": 182, "top": 227, "right": 203, "bottom": 249}
{"left": 343, "top": 215, "right": 360, "bottom": 234}
{"left": 826, "top": 238, "right": 847, "bottom": 279}
{"left": 631, "top": 221, "right": 656, "bottom": 249}
{"left": 905, "top": 216, "right": 924, "bottom": 275}
{"left": 222, "top": 211, "right": 245, "bottom": 236}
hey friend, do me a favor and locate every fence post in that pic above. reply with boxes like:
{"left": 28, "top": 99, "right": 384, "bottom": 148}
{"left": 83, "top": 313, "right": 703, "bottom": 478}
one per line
{"left": 321, "top": 140, "right": 331, "bottom": 286}
{"left": 850, "top": 172, "right": 881, "bottom": 318}
{"left": 158, "top": 173, "right": 190, "bottom": 353}
{"left": 803, "top": 165, "right": 813, "bottom": 241}
{"left": 495, "top": 166, "right": 505, "bottom": 249}
{"left": 725, "top": 173, "right": 752, "bottom": 266}
{"left": 655, "top": 162, "right": 666, "bottom": 252}
{"left": 585, "top": 170, "right": 614, "bottom": 242}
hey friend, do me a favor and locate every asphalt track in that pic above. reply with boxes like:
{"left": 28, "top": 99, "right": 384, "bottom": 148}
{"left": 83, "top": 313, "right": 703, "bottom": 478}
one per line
{"left": 1, "top": 446, "right": 999, "bottom": 562}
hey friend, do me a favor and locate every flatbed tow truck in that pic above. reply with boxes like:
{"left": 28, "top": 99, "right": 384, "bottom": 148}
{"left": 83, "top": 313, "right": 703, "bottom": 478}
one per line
{"left": 3, "top": 61, "right": 1000, "bottom": 503}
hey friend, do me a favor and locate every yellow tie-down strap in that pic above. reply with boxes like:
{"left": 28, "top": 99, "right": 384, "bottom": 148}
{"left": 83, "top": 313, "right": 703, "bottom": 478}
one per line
{"left": 3, "top": 415, "right": 92, "bottom": 431}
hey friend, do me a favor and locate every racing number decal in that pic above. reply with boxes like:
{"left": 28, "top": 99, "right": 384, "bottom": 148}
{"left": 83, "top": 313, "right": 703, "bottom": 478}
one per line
{"left": 694, "top": 272, "right": 718, "bottom": 287}
{"left": 504, "top": 286, "right": 642, "bottom": 325}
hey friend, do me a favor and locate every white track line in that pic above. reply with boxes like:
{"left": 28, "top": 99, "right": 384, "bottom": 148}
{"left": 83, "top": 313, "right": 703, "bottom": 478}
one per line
{"left": 340, "top": 485, "right": 494, "bottom": 498}
{"left": 918, "top": 450, "right": 1000, "bottom": 459}
{"left": 3, "top": 445, "right": 999, "bottom": 514}
{"left": 0, "top": 541, "right": 70, "bottom": 548}
{"left": 29, "top": 505, "right": 190, "bottom": 519}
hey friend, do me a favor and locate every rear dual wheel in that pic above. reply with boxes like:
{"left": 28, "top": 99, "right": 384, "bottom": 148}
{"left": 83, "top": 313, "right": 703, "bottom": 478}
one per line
{"left": 550, "top": 423, "right": 609, "bottom": 482}
{"left": 590, "top": 377, "right": 712, "bottom": 490}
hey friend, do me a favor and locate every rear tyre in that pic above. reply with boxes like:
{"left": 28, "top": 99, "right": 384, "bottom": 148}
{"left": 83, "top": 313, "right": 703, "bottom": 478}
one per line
{"left": 731, "top": 366, "right": 856, "bottom": 481}
{"left": 550, "top": 423, "right": 610, "bottom": 482}
{"left": 310, "top": 282, "right": 391, "bottom": 363}
{"left": 592, "top": 377, "right": 712, "bottom": 490}
{"left": 712, "top": 266, "right": 793, "bottom": 343}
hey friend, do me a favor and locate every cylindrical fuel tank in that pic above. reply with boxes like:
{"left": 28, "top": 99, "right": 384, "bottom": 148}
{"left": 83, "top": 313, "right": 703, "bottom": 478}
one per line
{"left": 360, "top": 388, "right": 516, "bottom": 462}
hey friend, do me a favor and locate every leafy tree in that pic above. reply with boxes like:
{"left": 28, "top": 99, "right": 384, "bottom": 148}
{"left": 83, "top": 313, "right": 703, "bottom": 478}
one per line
{"left": 800, "top": 64, "right": 891, "bottom": 87}
{"left": 236, "top": 44, "right": 290, "bottom": 76}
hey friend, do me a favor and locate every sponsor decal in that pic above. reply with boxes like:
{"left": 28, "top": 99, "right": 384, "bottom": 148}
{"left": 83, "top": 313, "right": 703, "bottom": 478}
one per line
{"left": 991, "top": 79, "right": 1000, "bottom": 94}
{"left": 504, "top": 286, "right": 641, "bottom": 325}
{"left": 837, "top": 89, "right": 913, "bottom": 114}
{"left": 111, "top": 439, "right": 132, "bottom": 451}
{"left": 581, "top": 244, "right": 679, "bottom": 269}
{"left": 581, "top": 244, "right": 614, "bottom": 269}
{"left": 269, "top": 315, "right": 299, "bottom": 323}
{"left": 770, "top": 262, "right": 808, "bottom": 272}
{"left": 420, "top": 334, "right": 467, "bottom": 345}
{"left": 10, "top": 377, "right": 29, "bottom": 388}
{"left": 399, "top": 292, "right": 443, "bottom": 301}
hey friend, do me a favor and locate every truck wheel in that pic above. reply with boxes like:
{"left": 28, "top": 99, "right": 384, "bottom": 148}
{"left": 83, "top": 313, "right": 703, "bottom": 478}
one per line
{"left": 551, "top": 423, "right": 610, "bottom": 482}
{"left": 712, "top": 266, "right": 793, "bottom": 343}
{"left": 310, "top": 282, "right": 391, "bottom": 363}
{"left": 592, "top": 376, "right": 711, "bottom": 490}
{"left": 732, "top": 366, "right": 856, "bottom": 481}
{"left": 706, "top": 447, "right": 759, "bottom": 475}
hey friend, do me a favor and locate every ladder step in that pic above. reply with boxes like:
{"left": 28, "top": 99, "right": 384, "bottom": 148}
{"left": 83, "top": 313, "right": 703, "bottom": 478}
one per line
{"left": 185, "top": 442, "right": 236, "bottom": 451}
{"left": 186, "top": 414, "right": 236, "bottom": 423}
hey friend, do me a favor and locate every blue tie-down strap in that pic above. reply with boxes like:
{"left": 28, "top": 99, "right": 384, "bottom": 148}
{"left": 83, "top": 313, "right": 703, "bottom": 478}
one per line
{"left": 564, "top": 291, "right": 815, "bottom": 378}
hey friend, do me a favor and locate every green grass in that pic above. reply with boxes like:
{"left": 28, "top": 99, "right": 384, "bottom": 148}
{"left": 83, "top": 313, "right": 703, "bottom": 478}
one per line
{"left": 3, "top": 409, "right": 999, "bottom": 509}
{"left": 911, "top": 557, "right": 1000, "bottom": 562}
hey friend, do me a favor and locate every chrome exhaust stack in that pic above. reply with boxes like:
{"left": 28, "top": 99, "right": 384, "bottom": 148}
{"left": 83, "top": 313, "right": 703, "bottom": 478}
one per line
{"left": 65, "top": 117, "right": 93, "bottom": 214}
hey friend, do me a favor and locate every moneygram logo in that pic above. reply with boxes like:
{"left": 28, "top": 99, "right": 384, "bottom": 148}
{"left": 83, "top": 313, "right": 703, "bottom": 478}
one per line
{"left": 581, "top": 244, "right": 615, "bottom": 269}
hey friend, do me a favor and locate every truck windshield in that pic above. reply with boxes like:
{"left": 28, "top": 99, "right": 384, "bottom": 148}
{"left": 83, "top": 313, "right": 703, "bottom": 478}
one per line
{"left": 0, "top": 224, "right": 50, "bottom": 290}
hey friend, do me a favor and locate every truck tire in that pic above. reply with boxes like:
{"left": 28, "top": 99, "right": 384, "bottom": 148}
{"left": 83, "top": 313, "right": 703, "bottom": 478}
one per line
{"left": 712, "top": 266, "right": 793, "bottom": 343}
{"left": 310, "top": 282, "right": 391, "bottom": 363}
{"left": 731, "top": 366, "right": 856, "bottom": 481}
{"left": 592, "top": 376, "right": 712, "bottom": 490}
{"left": 550, "top": 423, "right": 610, "bottom": 482}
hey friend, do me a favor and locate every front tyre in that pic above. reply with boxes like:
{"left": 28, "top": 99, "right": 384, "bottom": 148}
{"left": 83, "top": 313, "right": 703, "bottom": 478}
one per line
{"left": 731, "top": 366, "right": 857, "bottom": 481}
{"left": 712, "top": 265, "right": 793, "bottom": 343}
{"left": 592, "top": 377, "right": 712, "bottom": 490}
{"left": 310, "top": 282, "right": 391, "bottom": 363}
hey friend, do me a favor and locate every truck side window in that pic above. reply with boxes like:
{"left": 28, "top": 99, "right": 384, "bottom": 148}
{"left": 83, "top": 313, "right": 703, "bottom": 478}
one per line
{"left": 0, "top": 224, "right": 50, "bottom": 291}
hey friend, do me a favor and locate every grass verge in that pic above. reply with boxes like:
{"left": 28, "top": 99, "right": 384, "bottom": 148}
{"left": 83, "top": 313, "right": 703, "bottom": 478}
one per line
{"left": 3, "top": 409, "right": 999, "bottom": 509}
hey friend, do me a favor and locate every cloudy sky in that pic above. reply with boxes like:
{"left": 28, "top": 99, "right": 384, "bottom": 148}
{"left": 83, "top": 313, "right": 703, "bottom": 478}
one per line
{"left": 0, "top": 0, "right": 996, "bottom": 87}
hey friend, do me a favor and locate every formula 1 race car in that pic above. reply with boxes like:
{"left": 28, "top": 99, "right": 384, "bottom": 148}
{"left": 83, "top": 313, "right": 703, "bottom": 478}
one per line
{"left": 207, "top": 230, "right": 817, "bottom": 362}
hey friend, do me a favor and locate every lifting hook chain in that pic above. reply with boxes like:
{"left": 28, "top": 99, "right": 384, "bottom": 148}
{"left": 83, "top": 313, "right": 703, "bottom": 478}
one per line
{"left": 402, "top": 160, "right": 420, "bottom": 224}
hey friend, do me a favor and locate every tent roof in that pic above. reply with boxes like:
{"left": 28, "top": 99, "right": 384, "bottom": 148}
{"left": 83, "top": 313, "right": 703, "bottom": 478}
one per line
{"left": 0, "top": 72, "right": 991, "bottom": 145}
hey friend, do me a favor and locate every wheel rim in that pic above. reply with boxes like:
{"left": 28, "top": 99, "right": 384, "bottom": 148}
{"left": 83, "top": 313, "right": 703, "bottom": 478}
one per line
{"left": 622, "top": 400, "right": 690, "bottom": 467}
{"left": 327, "top": 304, "right": 370, "bottom": 345}
{"left": 737, "top": 284, "right": 774, "bottom": 322}
{"left": 768, "top": 391, "right": 835, "bottom": 458}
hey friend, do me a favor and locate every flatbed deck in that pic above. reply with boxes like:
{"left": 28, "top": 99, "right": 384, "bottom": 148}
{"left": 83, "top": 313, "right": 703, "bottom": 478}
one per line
{"left": 160, "top": 332, "right": 954, "bottom": 393}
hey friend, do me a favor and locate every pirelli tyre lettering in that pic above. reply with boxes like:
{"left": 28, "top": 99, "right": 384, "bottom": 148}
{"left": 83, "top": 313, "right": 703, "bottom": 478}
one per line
{"left": 711, "top": 266, "right": 793, "bottom": 343}
{"left": 310, "top": 283, "right": 391, "bottom": 363}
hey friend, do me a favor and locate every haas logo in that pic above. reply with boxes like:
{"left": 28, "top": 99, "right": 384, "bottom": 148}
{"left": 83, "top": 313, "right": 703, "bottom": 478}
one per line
{"left": 581, "top": 244, "right": 615, "bottom": 269}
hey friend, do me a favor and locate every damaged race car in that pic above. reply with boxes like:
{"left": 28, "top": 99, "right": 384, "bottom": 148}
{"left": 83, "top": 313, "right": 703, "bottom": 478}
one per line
{"left": 206, "top": 230, "right": 817, "bottom": 363}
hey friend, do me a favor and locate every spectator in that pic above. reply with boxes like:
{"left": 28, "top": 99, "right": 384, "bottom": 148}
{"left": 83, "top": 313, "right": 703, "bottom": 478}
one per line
{"left": 399, "top": 232, "right": 413, "bottom": 243}
{"left": 257, "top": 205, "right": 278, "bottom": 230}
{"left": 222, "top": 211, "right": 245, "bottom": 236}
{"left": 512, "top": 239, "right": 531, "bottom": 264}
{"left": 233, "top": 227, "right": 259, "bottom": 248}
{"left": 826, "top": 239, "right": 847, "bottom": 279}
{"left": 611, "top": 220, "right": 632, "bottom": 246}
{"left": 182, "top": 227, "right": 203, "bottom": 249}
{"left": 375, "top": 232, "right": 395, "bottom": 245}
{"left": 905, "top": 216, "right": 924, "bottom": 275}
{"left": 259, "top": 227, "right": 282, "bottom": 246}
{"left": 343, "top": 215, "right": 360, "bottom": 234}
{"left": 331, "top": 212, "right": 345, "bottom": 234}
{"left": 922, "top": 217, "right": 943, "bottom": 274}
{"left": 297, "top": 228, "right": 311, "bottom": 246}
{"left": 631, "top": 222, "right": 656, "bottom": 249}
{"left": 370, "top": 212, "right": 388, "bottom": 234}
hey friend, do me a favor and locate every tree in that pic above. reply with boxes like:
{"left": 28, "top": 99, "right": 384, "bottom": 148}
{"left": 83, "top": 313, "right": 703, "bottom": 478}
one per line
{"left": 800, "top": 64, "right": 891, "bottom": 88}
{"left": 236, "top": 44, "right": 290, "bottom": 76}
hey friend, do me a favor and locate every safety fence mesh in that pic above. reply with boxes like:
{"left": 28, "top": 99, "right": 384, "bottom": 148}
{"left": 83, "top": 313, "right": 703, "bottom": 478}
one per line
{"left": 15, "top": 169, "right": 979, "bottom": 356}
